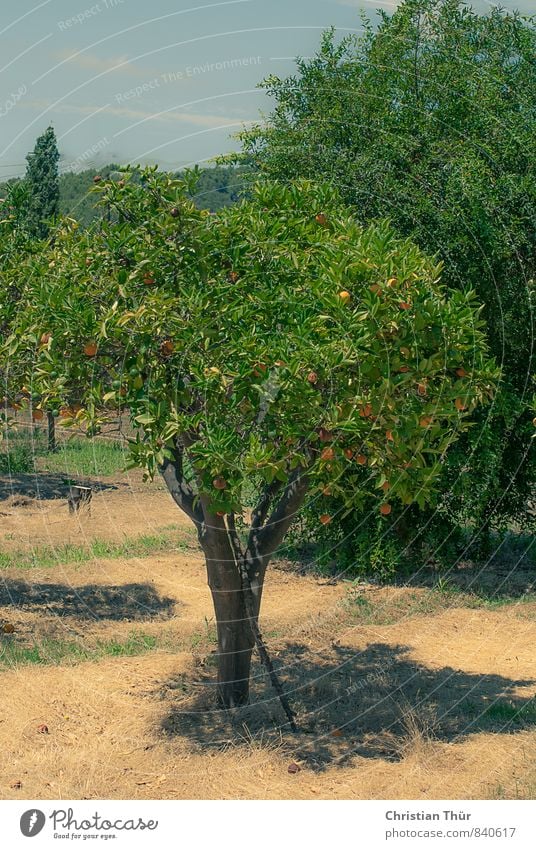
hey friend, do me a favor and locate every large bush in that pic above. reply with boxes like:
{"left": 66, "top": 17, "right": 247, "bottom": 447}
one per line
{"left": 235, "top": 0, "right": 536, "bottom": 546}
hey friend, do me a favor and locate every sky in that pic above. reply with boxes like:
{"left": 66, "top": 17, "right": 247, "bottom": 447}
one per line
{"left": 0, "top": 0, "right": 532, "bottom": 177}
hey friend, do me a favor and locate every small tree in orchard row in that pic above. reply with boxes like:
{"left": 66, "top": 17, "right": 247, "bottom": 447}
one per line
{"left": 2, "top": 168, "right": 496, "bottom": 709}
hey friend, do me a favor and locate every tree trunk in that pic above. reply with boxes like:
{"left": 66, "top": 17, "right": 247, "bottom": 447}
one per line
{"left": 200, "top": 524, "right": 256, "bottom": 708}
{"left": 210, "top": 579, "right": 255, "bottom": 707}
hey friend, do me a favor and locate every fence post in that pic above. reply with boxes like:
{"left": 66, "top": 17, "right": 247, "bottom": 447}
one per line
{"left": 46, "top": 411, "right": 56, "bottom": 453}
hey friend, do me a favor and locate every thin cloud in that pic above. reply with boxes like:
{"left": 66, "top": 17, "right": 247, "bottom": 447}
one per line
{"left": 54, "top": 49, "right": 140, "bottom": 76}
{"left": 22, "top": 99, "right": 255, "bottom": 129}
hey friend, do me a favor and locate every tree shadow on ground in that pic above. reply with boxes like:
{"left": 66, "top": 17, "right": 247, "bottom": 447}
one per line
{"left": 161, "top": 641, "right": 536, "bottom": 769}
{"left": 0, "top": 473, "right": 121, "bottom": 501}
{"left": 0, "top": 579, "right": 177, "bottom": 621}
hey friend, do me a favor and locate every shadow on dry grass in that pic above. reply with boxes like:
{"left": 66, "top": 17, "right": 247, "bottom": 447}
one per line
{"left": 0, "top": 579, "right": 177, "bottom": 621}
{"left": 161, "top": 642, "right": 536, "bottom": 770}
{"left": 0, "top": 473, "right": 121, "bottom": 501}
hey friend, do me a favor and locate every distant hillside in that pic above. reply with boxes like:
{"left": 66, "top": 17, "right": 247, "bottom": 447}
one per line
{"left": 60, "top": 163, "right": 250, "bottom": 224}
{"left": 0, "top": 164, "right": 251, "bottom": 228}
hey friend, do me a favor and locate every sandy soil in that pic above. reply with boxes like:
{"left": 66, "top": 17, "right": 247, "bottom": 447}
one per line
{"left": 0, "top": 474, "right": 535, "bottom": 800}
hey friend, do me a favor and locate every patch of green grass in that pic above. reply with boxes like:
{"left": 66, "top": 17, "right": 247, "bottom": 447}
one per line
{"left": 1, "top": 430, "right": 127, "bottom": 478}
{"left": 0, "top": 529, "right": 198, "bottom": 571}
{"left": 466, "top": 699, "right": 536, "bottom": 727}
{"left": 0, "top": 444, "right": 36, "bottom": 473}
{"left": 0, "top": 631, "right": 162, "bottom": 669}
{"left": 346, "top": 584, "right": 536, "bottom": 625}
{"left": 39, "top": 437, "right": 127, "bottom": 477}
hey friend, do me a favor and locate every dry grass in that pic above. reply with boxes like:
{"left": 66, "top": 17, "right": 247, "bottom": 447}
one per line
{"left": 0, "top": 473, "right": 535, "bottom": 799}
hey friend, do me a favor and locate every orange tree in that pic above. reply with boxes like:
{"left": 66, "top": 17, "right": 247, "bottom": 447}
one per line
{"left": 2, "top": 168, "right": 497, "bottom": 709}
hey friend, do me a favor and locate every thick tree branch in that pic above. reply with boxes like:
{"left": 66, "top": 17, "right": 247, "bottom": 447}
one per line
{"left": 226, "top": 512, "right": 245, "bottom": 561}
{"left": 249, "top": 467, "right": 309, "bottom": 565}
{"left": 250, "top": 479, "right": 284, "bottom": 531}
{"left": 159, "top": 442, "right": 203, "bottom": 526}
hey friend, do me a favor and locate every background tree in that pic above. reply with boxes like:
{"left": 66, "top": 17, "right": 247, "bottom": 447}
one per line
{"left": 1, "top": 168, "right": 496, "bottom": 708}
{"left": 234, "top": 0, "right": 535, "bottom": 552}
{"left": 24, "top": 126, "right": 60, "bottom": 239}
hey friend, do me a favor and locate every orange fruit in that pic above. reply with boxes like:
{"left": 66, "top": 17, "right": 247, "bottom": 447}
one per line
{"left": 380, "top": 503, "right": 392, "bottom": 516}
{"left": 143, "top": 274, "right": 155, "bottom": 286}
{"left": 319, "top": 514, "right": 332, "bottom": 525}
{"left": 321, "top": 447, "right": 335, "bottom": 461}
{"left": 381, "top": 481, "right": 390, "bottom": 492}
{"left": 386, "top": 430, "right": 394, "bottom": 441}
{"left": 455, "top": 397, "right": 466, "bottom": 411}
{"left": 160, "top": 340, "right": 174, "bottom": 357}
{"left": 420, "top": 416, "right": 432, "bottom": 427}
{"left": 369, "top": 284, "right": 381, "bottom": 295}
{"left": 417, "top": 382, "right": 427, "bottom": 396}
{"left": 338, "top": 290, "right": 351, "bottom": 304}
{"left": 344, "top": 448, "right": 353, "bottom": 460}
{"left": 40, "top": 332, "right": 51, "bottom": 346}
{"left": 322, "top": 486, "right": 332, "bottom": 496}
{"left": 32, "top": 409, "right": 44, "bottom": 422}
{"left": 386, "top": 277, "right": 398, "bottom": 287}
{"left": 83, "top": 342, "right": 97, "bottom": 357}
{"left": 359, "top": 404, "right": 373, "bottom": 418}
{"left": 356, "top": 454, "right": 367, "bottom": 465}
{"left": 318, "top": 428, "right": 334, "bottom": 442}
{"left": 398, "top": 366, "right": 410, "bottom": 373}
{"left": 398, "top": 302, "right": 411, "bottom": 310}
{"left": 213, "top": 476, "right": 227, "bottom": 490}
{"left": 307, "top": 371, "right": 318, "bottom": 385}
{"left": 456, "top": 368, "right": 467, "bottom": 378}
{"left": 315, "top": 213, "right": 327, "bottom": 226}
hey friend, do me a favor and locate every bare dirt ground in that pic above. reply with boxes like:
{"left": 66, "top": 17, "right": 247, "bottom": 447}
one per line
{"left": 0, "top": 472, "right": 535, "bottom": 800}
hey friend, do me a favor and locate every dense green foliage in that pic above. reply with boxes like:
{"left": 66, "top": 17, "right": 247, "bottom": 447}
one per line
{"left": 1, "top": 168, "right": 495, "bottom": 516}
{"left": 24, "top": 127, "right": 60, "bottom": 238}
{"left": 235, "top": 0, "right": 536, "bottom": 545}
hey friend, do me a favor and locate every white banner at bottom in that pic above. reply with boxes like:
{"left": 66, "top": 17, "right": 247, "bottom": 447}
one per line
{"left": 1, "top": 799, "right": 534, "bottom": 848}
